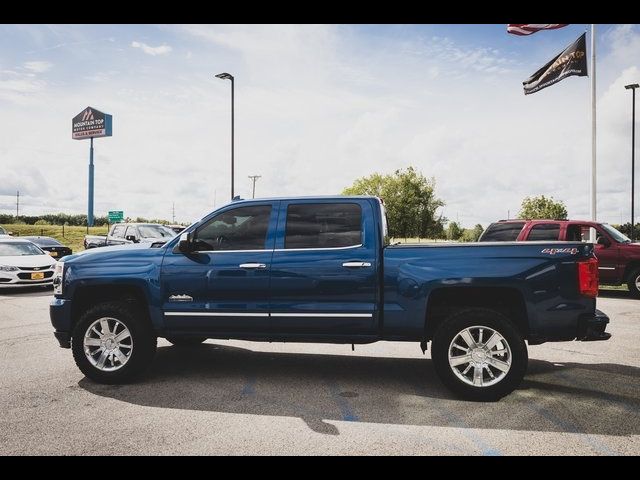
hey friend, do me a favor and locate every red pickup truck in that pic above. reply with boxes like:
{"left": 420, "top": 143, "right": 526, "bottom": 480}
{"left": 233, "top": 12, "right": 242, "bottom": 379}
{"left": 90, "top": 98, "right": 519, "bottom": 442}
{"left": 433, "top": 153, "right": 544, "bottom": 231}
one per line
{"left": 479, "top": 219, "right": 640, "bottom": 297}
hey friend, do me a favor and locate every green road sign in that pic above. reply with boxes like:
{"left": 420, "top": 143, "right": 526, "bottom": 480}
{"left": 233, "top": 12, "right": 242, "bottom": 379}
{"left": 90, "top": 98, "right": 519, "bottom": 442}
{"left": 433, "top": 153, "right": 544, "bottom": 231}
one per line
{"left": 108, "top": 210, "right": 124, "bottom": 223}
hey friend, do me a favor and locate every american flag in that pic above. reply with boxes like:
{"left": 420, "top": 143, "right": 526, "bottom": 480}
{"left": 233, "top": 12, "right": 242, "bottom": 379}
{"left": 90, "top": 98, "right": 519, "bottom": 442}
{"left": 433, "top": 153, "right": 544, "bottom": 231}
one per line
{"left": 507, "top": 24, "right": 568, "bottom": 36}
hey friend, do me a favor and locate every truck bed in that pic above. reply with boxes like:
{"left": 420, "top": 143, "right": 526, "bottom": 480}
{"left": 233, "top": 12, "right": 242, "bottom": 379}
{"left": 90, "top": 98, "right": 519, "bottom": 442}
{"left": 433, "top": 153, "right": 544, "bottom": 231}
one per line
{"left": 382, "top": 241, "right": 594, "bottom": 342}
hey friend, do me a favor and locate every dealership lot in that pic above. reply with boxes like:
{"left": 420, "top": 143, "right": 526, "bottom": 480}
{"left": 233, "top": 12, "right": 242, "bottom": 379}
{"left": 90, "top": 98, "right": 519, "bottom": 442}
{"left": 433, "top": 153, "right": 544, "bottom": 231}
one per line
{"left": 0, "top": 289, "right": 638, "bottom": 455}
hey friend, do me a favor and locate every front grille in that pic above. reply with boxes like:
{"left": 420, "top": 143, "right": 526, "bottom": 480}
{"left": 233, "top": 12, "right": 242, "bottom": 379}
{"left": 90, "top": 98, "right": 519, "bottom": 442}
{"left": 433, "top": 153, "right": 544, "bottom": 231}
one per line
{"left": 46, "top": 248, "right": 72, "bottom": 256}
{"left": 17, "top": 271, "right": 54, "bottom": 280}
{"left": 16, "top": 279, "right": 52, "bottom": 284}
{"left": 18, "top": 266, "right": 53, "bottom": 271}
{"left": 0, "top": 278, "right": 10, "bottom": 283}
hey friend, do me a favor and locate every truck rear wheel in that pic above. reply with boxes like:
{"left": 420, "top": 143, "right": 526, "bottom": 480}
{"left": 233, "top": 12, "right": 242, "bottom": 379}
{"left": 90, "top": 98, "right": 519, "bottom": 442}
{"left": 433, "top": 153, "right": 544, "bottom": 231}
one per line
{"left": 71, "top": 301, "right": 157, "bottom": 384}
{"left": 431, "top": 308, "right": 528, "bottom": 401}
{"left": 627, "top": 267, "right": 640, "bottom": 298}
{"left": 165, "top": 336, "right": 207, "bottom": 346}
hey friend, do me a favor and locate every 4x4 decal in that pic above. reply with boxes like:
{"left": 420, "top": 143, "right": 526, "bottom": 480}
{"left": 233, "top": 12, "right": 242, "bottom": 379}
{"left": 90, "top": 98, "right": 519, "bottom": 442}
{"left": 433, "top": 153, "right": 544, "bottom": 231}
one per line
{"left": 541, "top": 247, "right": 579, "bottom": 255}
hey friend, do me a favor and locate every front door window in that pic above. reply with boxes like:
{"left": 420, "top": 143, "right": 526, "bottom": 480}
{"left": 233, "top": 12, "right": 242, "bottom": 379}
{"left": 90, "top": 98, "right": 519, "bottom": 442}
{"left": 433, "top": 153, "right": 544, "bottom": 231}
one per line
{"left": 194, "top": 205, "right": 272, "bottom": 251}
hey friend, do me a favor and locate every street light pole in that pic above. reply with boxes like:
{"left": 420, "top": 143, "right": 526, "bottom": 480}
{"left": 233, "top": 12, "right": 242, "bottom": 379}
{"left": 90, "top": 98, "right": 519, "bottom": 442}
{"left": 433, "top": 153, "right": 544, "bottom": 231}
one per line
{"left": 248, "top": 175, "right": 261, "bottom": 199}
{"left": 215, "top": 72, "right": 235, "bottom": 200}
{"left": 626, "top": 83, "right": 639, "bottom": 241}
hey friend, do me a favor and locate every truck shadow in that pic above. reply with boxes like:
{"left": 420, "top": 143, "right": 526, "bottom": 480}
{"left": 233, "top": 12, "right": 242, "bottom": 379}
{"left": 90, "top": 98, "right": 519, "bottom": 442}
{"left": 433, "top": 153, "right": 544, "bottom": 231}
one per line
{"left": 79, "top": 343, "right": 640, "bottom": 437}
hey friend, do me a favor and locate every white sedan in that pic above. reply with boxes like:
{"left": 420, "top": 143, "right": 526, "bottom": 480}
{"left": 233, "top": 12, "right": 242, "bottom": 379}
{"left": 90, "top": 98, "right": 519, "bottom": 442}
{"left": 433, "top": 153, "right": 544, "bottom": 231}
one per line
{"left": 0, "top": 238, "right": 57, "bottom": 288}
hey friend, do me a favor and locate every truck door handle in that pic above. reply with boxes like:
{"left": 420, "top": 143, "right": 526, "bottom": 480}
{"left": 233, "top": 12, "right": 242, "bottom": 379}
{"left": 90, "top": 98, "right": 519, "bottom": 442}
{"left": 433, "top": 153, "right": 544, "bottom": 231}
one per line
{"left": 342, "top": 261, "right": 372, "bottom": 268}
{"left": 239, "top": 263, "right": 267, "bottom": 269}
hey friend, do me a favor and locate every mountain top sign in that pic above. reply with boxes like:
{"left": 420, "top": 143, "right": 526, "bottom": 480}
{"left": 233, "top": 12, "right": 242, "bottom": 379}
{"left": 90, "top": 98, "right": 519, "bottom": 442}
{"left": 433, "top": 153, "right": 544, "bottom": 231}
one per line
{"left": 72, "top": 106, "right": 113, "bottom": 140}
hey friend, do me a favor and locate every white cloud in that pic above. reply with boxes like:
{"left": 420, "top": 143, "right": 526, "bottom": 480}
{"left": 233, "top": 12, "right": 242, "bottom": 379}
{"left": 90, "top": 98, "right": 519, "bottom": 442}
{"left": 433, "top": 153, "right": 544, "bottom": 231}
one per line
{"left": 130, "top": 41, "right": 172, "bottom": 56}
{"left": 23, "top": 60, "right": 53, "bottom": 73}
{"left": 0, "top": 70, "right": 46, "bottom": 104}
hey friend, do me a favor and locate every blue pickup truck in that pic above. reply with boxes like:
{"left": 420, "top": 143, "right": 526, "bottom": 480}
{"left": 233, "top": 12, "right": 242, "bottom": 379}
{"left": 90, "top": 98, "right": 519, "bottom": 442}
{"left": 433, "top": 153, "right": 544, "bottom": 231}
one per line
{"left": 50, "top": 196, "right": 610, "bottom": 401}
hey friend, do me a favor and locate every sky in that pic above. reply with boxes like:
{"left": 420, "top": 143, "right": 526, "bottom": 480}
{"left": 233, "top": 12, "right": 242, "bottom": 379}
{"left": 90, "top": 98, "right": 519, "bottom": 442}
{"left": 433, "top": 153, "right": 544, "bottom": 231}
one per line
{"left": 0, "top": 24, "right": 638, "bottom": 227}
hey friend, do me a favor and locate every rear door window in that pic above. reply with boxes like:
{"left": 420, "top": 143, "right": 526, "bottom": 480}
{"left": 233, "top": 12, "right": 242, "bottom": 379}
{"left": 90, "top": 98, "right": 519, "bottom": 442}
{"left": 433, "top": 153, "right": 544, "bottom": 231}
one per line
{"left": 479, "top": 222, "right": 525, "bottom": 242}
{"left": 526, "top": 224, "right": 560, "bottom": 241}
{"left": 285, "top": 203, "right": 362, "bottom": 249}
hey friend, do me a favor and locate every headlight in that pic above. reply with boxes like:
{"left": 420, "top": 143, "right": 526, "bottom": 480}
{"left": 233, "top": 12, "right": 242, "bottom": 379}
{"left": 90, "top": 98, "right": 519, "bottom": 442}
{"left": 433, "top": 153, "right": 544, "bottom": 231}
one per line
{"left": 0, "top": 265, "right": 19, "bottom": 272}
{"left": 52, "top": 262, "right": 65, "bottom": 295}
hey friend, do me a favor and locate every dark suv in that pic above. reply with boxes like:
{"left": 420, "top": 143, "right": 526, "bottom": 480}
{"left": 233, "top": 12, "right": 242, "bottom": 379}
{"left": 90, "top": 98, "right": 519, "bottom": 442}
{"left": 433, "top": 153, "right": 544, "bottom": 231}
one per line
{"left": 480, "top": 219, "right": 640, "bottom": 297}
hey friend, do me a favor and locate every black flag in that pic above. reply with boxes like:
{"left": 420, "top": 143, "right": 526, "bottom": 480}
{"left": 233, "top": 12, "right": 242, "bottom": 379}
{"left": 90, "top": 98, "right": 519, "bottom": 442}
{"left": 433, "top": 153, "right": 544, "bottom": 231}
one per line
{"left": 523, "top": 33, "right": 587, "bottom": 95}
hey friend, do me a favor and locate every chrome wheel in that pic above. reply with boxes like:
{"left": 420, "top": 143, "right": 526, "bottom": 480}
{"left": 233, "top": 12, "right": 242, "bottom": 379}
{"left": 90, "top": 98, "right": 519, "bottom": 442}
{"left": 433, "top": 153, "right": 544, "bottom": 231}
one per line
{"left": 448, "top": 325, "right": 512, "bottom": 387}
{"left": 635, "top": 274, "right": 640, "bottom": 291}
{"left": 83, "top": 317, "right": 133, "bottom": 372}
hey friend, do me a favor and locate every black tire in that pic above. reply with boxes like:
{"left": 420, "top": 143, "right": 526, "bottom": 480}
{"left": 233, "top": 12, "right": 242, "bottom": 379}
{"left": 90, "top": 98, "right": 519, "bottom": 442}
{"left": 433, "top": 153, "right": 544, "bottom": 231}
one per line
{"left": 71, "top": 301, "right": 157, "bottom": 384}
{"left": 431, "top": 308, "right": 528, "bottom": 402}
{"left": 165, "top": 336, "right": 207, "bottom": 346}
{"left": 627, "top": 267, "right": 640, "bottom": 298}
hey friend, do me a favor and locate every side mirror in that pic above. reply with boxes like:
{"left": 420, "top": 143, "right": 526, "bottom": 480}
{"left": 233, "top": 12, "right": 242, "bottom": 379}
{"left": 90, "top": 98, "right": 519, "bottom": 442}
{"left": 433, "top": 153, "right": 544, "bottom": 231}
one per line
{"left": 125, "top": 235, "right": 137, "bottom": 243}
{"left": 596, "top": 236, "right": 611, "bottom": 247}
{"left": 178, "top": 232, "right": 193, "bottom": 254}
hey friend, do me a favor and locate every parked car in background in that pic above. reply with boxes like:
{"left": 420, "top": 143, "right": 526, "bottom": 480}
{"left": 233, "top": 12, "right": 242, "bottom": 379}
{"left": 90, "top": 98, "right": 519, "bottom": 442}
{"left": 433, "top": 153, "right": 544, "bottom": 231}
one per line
{"left": 0, "top": 238, "right": 57, "bottom": 288}
{"left": 479, "top": 219, "right": 640, "bottom": 297}
{"left": 166, "top": 225, "right": 186, "bottom": 234}
{"left": 51, "top": 196, "right": 609, "bottom": 401}
{"left": 0, "top": 226, "right": 11, "bottom": 237}
{"left": 84, "top": 223, "right": 176, "bottom": 249}
{"left": 23, "top": 236, "right": 73, "bottom": 259}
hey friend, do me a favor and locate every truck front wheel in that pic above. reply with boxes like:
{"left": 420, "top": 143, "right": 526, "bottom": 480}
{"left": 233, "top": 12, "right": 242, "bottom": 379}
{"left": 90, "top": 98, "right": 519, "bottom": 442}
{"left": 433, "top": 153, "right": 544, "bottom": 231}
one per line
{"left": 431, "top": 308, "right": 528, "bottom": 401}
{"left": 71, "top": 301, "right": 157, "bottom": 384}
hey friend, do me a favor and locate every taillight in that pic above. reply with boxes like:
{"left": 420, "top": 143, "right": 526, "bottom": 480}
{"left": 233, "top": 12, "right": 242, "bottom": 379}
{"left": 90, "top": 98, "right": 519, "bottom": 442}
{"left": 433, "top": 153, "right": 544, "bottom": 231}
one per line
{"left": 577, "top": 257, "right": 599, "bottom": 297}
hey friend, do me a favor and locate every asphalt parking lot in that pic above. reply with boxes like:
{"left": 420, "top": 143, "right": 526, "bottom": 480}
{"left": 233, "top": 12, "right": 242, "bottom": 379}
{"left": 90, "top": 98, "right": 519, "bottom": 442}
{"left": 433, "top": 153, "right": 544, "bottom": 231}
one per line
{"left": 0, "top": 288, "right": 638, "bottom": 455}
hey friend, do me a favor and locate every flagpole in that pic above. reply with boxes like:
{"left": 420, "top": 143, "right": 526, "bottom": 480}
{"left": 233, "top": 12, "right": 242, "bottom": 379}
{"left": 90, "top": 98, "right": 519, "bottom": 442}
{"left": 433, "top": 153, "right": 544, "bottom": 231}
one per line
{"left": 591, "top": 24, "right": 597, "bottom": 225}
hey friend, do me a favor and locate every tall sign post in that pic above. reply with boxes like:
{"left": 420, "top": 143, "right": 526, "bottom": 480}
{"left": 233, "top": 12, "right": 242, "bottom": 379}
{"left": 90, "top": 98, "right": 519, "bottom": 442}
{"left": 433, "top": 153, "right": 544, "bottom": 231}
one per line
{"left": 72, "top": 107, "right": 113, "bottom": 227}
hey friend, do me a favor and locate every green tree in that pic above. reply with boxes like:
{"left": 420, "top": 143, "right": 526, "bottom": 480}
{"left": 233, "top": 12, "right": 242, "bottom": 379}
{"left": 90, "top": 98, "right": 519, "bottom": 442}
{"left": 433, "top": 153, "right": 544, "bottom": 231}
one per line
{"left": 446, "top": 221, "right": 464, "bottom": 241}
{"left": 343, "top": 167, "right": 446, "bottom": 239}
{"left": 518, "top": 195, "right": 567, "bottom": 220}
{"left": 460, "top": 224, "right": 484, "bottom": 242}
{"left": 472, "top": 223, "right": 484, "bottom": 241}
{"left": 615, "top": 222, "right": 640, "bottom": 240}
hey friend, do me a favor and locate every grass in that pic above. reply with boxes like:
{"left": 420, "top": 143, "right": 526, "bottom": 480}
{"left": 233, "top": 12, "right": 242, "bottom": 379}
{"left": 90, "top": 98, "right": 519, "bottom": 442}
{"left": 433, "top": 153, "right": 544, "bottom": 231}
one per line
{"left": 1, "top": 224, "right": 109, "bottom": 254}
{"left": 599, "top": 285, "right": 629, "bottom": 291}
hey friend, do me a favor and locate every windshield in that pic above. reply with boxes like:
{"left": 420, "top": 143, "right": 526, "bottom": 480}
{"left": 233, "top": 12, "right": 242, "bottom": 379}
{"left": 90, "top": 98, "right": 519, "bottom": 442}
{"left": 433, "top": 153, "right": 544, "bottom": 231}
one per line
{"left": 138, "top": 225, "right": 176, "bottom": 239}
{"left": 0, "top": 242, "right": 45, "bottom": 256}
{"left": 601, "top": 223, "right": 631, "bottom": 243}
